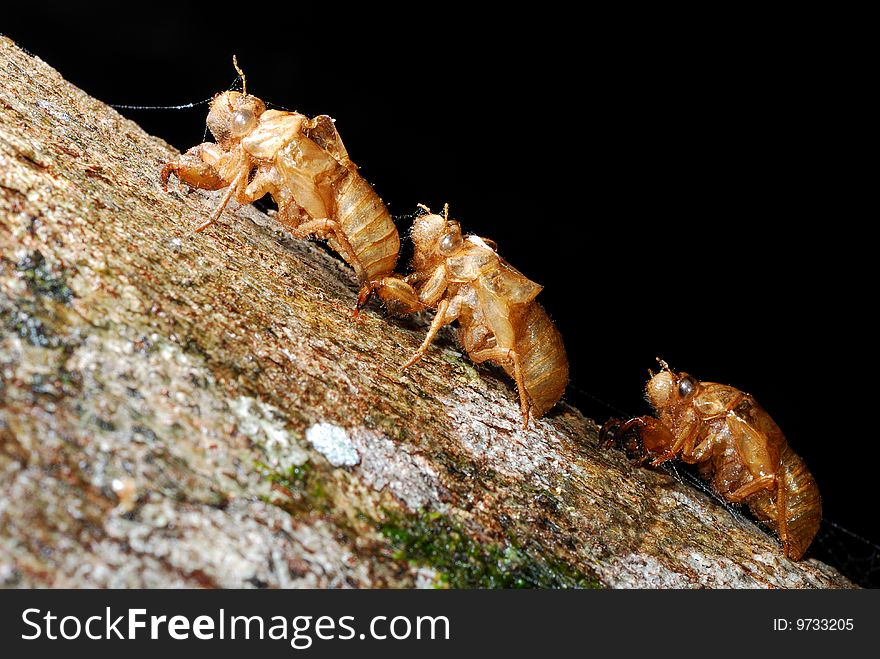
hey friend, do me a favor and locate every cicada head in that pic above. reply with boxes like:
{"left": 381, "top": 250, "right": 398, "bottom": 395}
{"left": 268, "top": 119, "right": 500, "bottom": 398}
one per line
{"left": 410, "top": 206, "right": 463, "bottom": 273}
{"left": 645, "top": 360, "right": 699, "bottom": 413}
{"left": 207, "top": 91, "right": 266, "bottom": 149}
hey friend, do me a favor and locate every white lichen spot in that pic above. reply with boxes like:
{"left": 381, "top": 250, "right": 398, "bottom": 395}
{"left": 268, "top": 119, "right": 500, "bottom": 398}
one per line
{"left": 306, "top": 423, "right": 359, "bottom": 467}
{"left": 349, "top": 428, "right": 444, "bottom": 511}
{"left": 229, "top": 396, "right": 308, "bottom": 470}
{"left": 413, "top": 566, "right": 443, "bottom": 589}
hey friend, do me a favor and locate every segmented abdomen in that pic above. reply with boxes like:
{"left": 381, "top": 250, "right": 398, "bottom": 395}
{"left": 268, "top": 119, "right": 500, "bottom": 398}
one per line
{"left": 331, "top": 171, "right": 399, "bottom": 281}
{"left": 747, "top": 442, "right": 822, "bottom": 560}
{"left": 509, "top": 303, "right": 568, "bottom": 418}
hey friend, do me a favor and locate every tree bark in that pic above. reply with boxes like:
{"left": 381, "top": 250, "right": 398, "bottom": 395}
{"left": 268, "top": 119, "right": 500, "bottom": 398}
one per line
{"left": 0, "top": 38, "right": 852, "bottom": 588}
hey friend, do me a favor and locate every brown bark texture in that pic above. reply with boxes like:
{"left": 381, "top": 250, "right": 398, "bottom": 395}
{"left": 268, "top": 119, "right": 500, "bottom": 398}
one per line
{"left": 0, "top": 38, "right": 852, "bottom": 588}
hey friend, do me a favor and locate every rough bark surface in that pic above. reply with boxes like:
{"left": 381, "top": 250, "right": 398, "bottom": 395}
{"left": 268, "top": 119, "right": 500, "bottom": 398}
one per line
{"left": 0, "top": 39, "right": 852, "bottom": 588}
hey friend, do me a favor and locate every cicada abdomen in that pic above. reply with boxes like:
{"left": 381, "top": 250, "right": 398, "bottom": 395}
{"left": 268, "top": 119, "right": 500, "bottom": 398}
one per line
{"left": 326, "top": 167, "right": 399, "bottom": 282}
{"left": 747, "top": 442, "right": 822, "bottom": 561}
{"left": 506, "top": 302, "right": 569, "bottom": 419}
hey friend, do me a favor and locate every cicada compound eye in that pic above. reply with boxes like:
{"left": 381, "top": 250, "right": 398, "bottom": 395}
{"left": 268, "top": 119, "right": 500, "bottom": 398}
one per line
{"left": 438, "top": 229, "right": 463, "bottom": 255}
{"left": 231, "top": 106, "right": 257, "bottom": 137}
{"left": 677, "top": 375, "right": 697, "bottom": 399}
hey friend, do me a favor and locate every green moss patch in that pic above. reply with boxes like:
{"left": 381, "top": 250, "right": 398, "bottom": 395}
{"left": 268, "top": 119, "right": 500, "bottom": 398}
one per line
{"left": 17, "top": 251, "right": 72, "bottom": 304}
{"left": 379, "top": 510, "right": 599, "bottom": 589}
{"left": 255, "top": 460, "right": 331, "bottom": 515}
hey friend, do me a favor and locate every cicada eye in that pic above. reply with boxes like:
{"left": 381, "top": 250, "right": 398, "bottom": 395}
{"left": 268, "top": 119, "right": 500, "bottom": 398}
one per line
{"left": 438, "top": 230, "right": 463, "bottom": 255}
{"left": 678, "top": 375, "right": 697, "bottom": 398}
{"left": 231, "top": 107, "right": 257, "bottom": 137}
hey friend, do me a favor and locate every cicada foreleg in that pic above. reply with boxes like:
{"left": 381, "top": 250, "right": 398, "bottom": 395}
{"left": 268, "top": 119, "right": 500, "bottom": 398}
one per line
{"left": 164, "top": 141, "right": 274, "bottom": 234}
{"left": 161, "top": 144, "right": 227, "bottom": 193}
{"left": 195, "top": 162, "right": 281, "bottom": 233}
{"left": 355, "top": 276, "right": 423, "bottom": 318}
{"left": 649, "top": 419, "right": 701, "bottom": 466}
{"left": 599, "top": 416, "right": 677, "bottom": 465}
{"left": 417, "top": 265, "right": 450, "bottom": 308}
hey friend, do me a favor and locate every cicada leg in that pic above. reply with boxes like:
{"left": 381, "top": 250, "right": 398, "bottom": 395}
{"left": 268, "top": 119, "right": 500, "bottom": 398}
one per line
{"left": 649, "top": 420, "right": 700, "bottom": 466}
{"left": 161, "top": 144, "right": 226, "bottom": 192}
{"left": 726, "top": 475, "right": 777, "bottom": 502}
{"left": 193, "top": 170, "right": 246, "bottom": 233}
{"left": 724, "top": 414, "right": 791, "bottom": 555}
{"left": 776, "top": 476, "right": 790, "bottom": 558}
{"left": 401, "top": 298, "right": 456, "bottom": 369}
{"left": 599, "top": 418, "right": 625, "bottom": 449}
{"left": 355, "top": 276, "right": 423, "bottom": 318}
{"left": 599, "top": 416, "right": 671, "bottom": 464}
{"left": 162, "top": 144, "right": 256, "bottom": 233}
{"left": 729, "top": 473, "right": 791, "bottom": 553}
{"left": 291, "top": 218, "right": 368, "bottom": 282}
{"left": 468, "top": 346, "right": 530, "bottom": 429}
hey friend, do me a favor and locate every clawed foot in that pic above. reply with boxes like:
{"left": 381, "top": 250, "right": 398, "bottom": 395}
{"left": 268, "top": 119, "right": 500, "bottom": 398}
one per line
{"left": 401, "top": 350, "right": 424, "bottom": 371}
{"left": 599, "top": 418, "right": 649, "bottom": 464}
{"left": 354, "top": 277, "right": 423, "bottom": 320}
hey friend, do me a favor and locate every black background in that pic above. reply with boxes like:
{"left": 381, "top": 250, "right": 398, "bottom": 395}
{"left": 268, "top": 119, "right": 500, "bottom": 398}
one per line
{"left": 4, "top": 8, "right": 874, "bottom": 585}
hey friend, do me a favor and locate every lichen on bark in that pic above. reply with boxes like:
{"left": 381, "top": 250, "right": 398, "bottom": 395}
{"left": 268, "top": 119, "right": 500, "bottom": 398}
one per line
{"left": 0, "top": 38, "right": 853, "bottom": 588}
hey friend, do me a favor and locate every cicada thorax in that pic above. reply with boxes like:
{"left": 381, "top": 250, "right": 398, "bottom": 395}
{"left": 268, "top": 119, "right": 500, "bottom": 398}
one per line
{"left": 690, "top": 393, "right": 778, "bottom": 488}
{"left": 449, "top": 264, "right": 568, "bottom": 419}
{"left": 469, "top": 260, "right": 567, "bottom": 418}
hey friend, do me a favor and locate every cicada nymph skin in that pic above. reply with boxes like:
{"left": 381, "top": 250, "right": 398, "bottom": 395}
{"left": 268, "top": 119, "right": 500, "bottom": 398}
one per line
{"left": 161, "top": 89, "right": 406, "bottom": 304}
{"left": 601, "top": 361, "right": 821, "bottom": 560}
{"left": 365, "top": 208, "right": 569, "bottom": 428}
